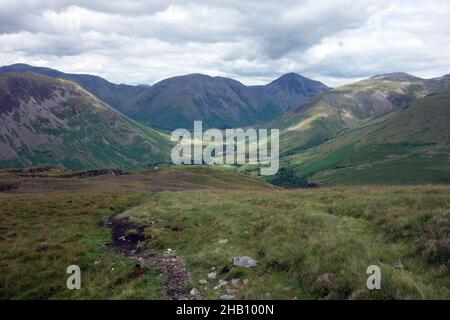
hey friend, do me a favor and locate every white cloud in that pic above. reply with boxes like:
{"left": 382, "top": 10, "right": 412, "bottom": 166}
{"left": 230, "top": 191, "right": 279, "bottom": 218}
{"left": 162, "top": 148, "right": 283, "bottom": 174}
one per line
{"left": 0, "top": 0, "right": 449, "bottom": 87}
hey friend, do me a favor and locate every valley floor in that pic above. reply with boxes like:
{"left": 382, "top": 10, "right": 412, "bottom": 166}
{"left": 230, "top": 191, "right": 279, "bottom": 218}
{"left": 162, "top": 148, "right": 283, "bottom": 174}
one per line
{"left": 0, "top": 167, "right": 449, "bottom": 299}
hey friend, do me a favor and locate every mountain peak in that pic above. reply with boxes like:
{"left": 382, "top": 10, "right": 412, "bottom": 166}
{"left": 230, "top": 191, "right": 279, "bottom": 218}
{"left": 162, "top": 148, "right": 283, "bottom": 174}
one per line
{"left": 370, "top": 72, "right": 422, "bottom": 82}
{"left": 274, "top": 72, "right": 308, "bottom": 82}
{"left": 0, "top": 63, "right": 63, "bottom": 77}
{"left": 267, "top": 73, "right": 330, "bottom": 91}
{"left": 280, "top": 72, "right": 303, "bottom": 78}
{"left": 183, "top": 73, "right": 212, "bottom": 79}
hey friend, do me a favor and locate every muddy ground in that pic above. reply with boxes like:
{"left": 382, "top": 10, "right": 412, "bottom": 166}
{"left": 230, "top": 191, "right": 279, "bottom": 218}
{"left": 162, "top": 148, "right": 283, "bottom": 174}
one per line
{"left": 109, "top": 217, "right": 198, "bottom": 300}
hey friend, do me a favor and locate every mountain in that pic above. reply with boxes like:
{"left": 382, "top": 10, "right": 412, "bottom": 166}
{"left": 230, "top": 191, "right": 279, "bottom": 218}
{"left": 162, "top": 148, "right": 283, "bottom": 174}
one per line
{"left": 0, "top": 64, "right": 147, "bottom": 113}
{"left": 124, "top": 72, "right": 330, "bottom": 130}
{"left": 285, "top": 88, "right": 450, "bottom": 184}
{"left": 272, "top": 73, "right": 450, "bottom": 155}
{"left": 0, "top": 64, "right": 330, "bottom": 130}
{"left": 260, "top": 73, "right": 330, "bottom": 113}
{"left": 0, "top": 72, "right": 171, "bottom": 169}
{"left": 124, "top": 74, "right": 261, "bottom": 130}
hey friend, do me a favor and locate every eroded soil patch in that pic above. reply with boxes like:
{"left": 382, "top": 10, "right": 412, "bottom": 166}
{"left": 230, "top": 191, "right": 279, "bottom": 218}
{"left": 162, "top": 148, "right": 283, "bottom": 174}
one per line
{"left": 108, "top": 217, "right": 196, "bottom": 300}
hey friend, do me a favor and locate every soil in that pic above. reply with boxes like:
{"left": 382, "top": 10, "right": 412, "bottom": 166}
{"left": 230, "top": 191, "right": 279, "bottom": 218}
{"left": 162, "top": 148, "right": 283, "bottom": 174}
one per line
{"left": 109, "top": 217, "right": 198, "bottom": 300}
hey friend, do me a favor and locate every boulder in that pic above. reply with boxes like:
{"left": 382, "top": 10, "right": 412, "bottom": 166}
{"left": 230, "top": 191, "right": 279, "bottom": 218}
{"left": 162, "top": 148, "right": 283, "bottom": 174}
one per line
{"left": 233, "top": 256, "right": 257, "bottom": 268}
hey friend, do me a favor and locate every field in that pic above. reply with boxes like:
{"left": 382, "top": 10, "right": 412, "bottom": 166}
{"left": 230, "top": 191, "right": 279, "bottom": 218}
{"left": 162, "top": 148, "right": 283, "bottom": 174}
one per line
{"left": 0, "top": 167, "right": 449, "bottom": 300}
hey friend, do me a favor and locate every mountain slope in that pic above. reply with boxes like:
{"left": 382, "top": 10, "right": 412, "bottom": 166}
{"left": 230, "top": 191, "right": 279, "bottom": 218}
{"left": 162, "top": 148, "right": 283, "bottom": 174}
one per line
{"left": 125, "top": 74, "right": 260, "bottom": 130}
{"left": 273, "top": 73, "right": 450, "bottom": 155}
{"left": 0, "top": 72, "right": 171, "bottom": 169}
{"left": 0, "top": 64, "right": 330, "bottom": 130}
{"left": 124, "top": 73, "right": 330, "bottom": 130}
{"left": 287, "top": 89, "right": 450, "bottom": 184}
{"left": 0, "top": 64, "right": 147, "bottom": 113}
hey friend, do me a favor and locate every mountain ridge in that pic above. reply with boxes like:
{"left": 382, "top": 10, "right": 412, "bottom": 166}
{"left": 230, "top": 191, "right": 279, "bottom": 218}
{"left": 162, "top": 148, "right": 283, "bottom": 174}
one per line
{"left": 0, "top": 64, "right": 331, "bottom": 130}
{"left": 286, "top": 88, "right": 450, "bottom": 184}
{"left": 0, "top": 72, "right": 171, "bottom": 169}
{"left": 0, "top": 64, "right": 147, "bottom": 112}
{"left": 270, "top": 72, "right": 450, "bottom": 156}
{"left": 125, "top": 71, "right": 330, "bottom": 129}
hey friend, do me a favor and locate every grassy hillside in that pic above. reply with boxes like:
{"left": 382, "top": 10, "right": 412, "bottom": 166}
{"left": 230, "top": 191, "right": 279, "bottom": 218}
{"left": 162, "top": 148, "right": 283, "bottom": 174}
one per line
{"left": 0, "top": 63, "right": 147, "bottom": 113}
{"left": 0, "top": 73, "right": 172, "bottom": 170}
{"left": 1, "top": 168, "right": 448, "bottom": 299}
{"left": 0, "top": 167, "right": 271, "bottom": 299}
{"left": 286, "top": 89, "right": 450, "bottom": 184}
{"left": 272, "top": 73, "right": 450, "bottom": 156}
{"left": 118, "top": 186, "right": 449, "bottom": 299}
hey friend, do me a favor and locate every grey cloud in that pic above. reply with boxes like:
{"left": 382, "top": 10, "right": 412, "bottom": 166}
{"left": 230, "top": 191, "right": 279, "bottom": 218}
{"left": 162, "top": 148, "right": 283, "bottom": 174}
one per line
{"left": 0, "top": 0, "right": 449, "bottom": 87}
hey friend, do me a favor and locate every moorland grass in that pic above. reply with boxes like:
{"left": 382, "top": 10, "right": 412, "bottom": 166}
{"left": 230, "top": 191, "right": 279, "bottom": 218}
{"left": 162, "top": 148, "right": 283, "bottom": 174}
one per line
{"left": 1, "top": 174, "right": 449, "bottom": 300}
{"left": 118, "top": 185, "right": 450, "bottom": 300}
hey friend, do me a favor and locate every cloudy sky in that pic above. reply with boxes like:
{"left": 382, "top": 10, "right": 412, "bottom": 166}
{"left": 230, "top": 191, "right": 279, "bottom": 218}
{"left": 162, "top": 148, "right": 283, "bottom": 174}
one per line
{"left": 0, "top": 0, "right": 449, "bottom": 87}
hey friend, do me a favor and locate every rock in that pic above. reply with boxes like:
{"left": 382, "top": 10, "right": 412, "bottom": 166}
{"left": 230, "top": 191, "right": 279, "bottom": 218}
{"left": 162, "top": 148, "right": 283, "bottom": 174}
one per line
{"left": 218, "top": 239, "right": 228, "bottom": 245}
{"left": 231, "top": 279, "right": 241, "bottom": 288}
{"left": 190, "top": 288, "right": 200, "bottom": 296}
{"left": 208, "top": 272, "right": 217, "bottom": 280}
{"left": 243, "top": 279, "right": 249, "bottom": 285}
{"left": 220, "top": 294, "right": 235, "bottom": 300}
{"left": 199, "top": 279, "right": 208, "bottom": 285}
{"left": 233, "top": 256, "right": 257, "bottom": 268}
{"left": 219, "top": 280, "right": 228, "bottom": 286}
{"left": 213, "top": 279, "right": 228, "bottom": 291}
{"left": 394, "top": 260, "right": 404, "bottom": 269}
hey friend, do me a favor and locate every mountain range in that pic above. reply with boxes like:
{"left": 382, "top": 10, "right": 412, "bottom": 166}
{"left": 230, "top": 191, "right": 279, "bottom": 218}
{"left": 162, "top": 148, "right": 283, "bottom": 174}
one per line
{"left": 0, "top": 64, "right": 330, "bottom": 130}
{"left": 272, "top": 72, "right": 450, "bottom": 155}
{"left": 0, "top": 63, "right": 449, "bottom": 185}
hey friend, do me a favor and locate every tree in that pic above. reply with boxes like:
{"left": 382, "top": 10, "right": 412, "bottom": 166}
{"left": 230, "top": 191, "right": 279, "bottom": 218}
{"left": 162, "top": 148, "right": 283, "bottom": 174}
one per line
{"left": 266, "top": 167, "right": 318, "bottom": 189}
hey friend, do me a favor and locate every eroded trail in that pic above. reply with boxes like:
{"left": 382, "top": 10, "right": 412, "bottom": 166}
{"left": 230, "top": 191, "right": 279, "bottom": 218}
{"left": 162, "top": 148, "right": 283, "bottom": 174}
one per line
{"left": 109, "top": 217, "right": 198, "bottom": 300}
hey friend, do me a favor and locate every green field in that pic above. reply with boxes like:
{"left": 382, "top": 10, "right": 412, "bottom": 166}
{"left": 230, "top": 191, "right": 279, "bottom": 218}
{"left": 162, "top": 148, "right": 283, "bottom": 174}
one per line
{"left": 1, "top": 167, "right": 449, "bottom": 300}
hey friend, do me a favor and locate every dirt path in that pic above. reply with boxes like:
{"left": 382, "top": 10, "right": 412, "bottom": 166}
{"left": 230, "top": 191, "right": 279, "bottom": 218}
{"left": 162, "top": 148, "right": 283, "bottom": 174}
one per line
{"left": 108, "top": 217, "right": 198, "bottom": 300}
